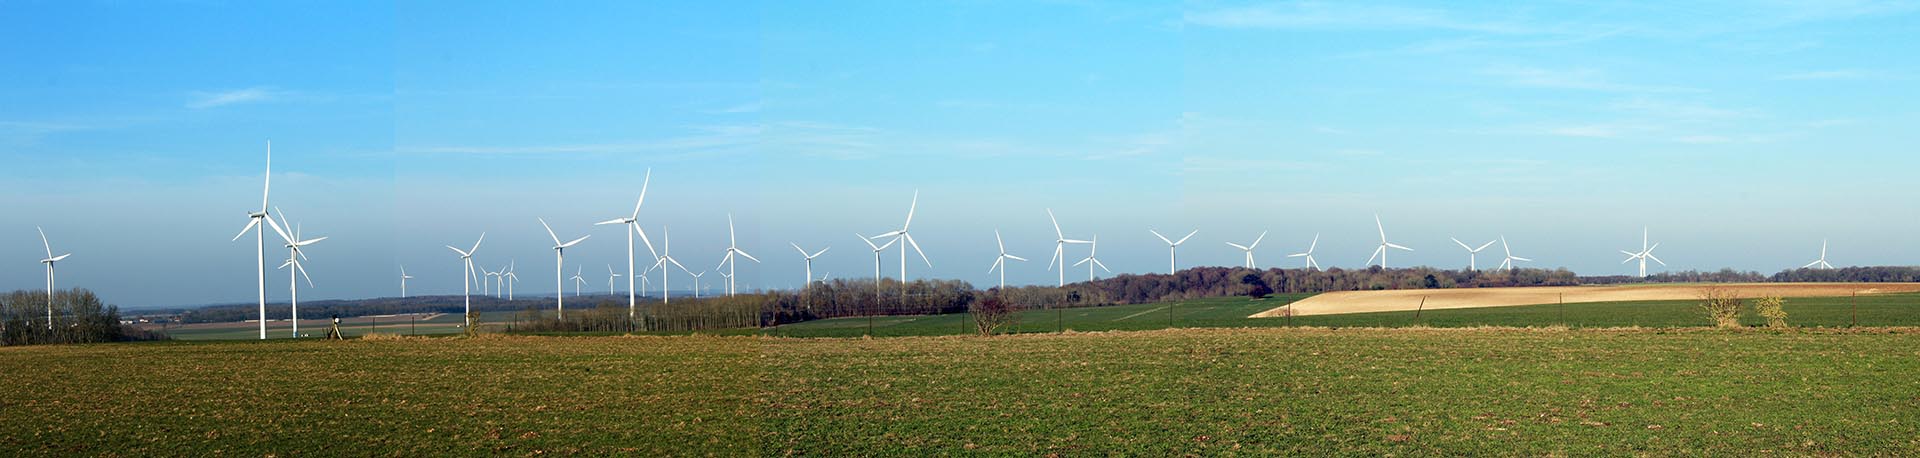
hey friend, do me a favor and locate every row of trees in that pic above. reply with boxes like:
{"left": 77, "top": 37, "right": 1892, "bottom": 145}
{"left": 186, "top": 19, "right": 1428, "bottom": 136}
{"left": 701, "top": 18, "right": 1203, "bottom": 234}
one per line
{"left": 1, "top": 289, "right": 165, "bottom": 345}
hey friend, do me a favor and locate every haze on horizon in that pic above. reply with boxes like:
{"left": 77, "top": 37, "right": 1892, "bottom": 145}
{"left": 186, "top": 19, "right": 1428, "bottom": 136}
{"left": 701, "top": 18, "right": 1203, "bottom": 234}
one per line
{"left": 3, "top": 1, "right": 1917, "bottom": 308}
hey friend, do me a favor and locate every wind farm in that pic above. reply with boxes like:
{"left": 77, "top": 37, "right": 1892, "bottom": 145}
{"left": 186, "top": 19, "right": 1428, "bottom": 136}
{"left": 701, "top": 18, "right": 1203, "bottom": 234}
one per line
{"left": 6, "top": 2, "right": 1920, "bottom": 456}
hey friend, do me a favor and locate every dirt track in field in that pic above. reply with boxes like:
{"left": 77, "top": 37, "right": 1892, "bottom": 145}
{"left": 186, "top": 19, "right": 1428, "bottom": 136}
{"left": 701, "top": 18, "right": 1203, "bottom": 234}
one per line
{"left": 1250, "top": 283, "right": 1920, "bottom": 318}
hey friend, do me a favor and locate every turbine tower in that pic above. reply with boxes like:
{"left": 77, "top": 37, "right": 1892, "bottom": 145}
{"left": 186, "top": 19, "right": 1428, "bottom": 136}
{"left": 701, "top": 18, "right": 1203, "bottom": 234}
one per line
{"left": 1225, "top": 231, "right": 1267, "bottom": 269}
{"left": 987, "top": 229, "right": 1026, "bottom": 290}
{"left": 399, "top": 265, "right": 414, "bottom": 298}
{"left": 539, "top": 218, "right": 590, "bottom": 320}
{"left": 1497, "top": 236, "right": 1531, "bottom": 272}
{"left": 716, "top": 214, "right": 760, "bottom": 296}
{"left": 1044, "top": 209, "right": 1093, "bottom": 286}
{"left": 869, "top": 191, "right": 931, "bottom": 282}
{"left": 1366, "top": 214, "right": 1413, "bottom": 268}
{"left": 1286, "top": 234, "right": 1321, "bottom": 270}
{"left": 570, "top": 266, "right": 588, "bottom": 297}
{"left": 230, "top": 141, "right": 290, "bottom": 339}
{"left": 445, "top": 233, "right": 485, "bottom": 329}
{"left": 1802, "top": 239, "right": 1834, "bottom": 269}
{"left": 503, "top": 261, "right": 519, "bottom": 300}
{"left": 648, "top": 227, "right": 695, "bottom": 304}
{"left": 35, "top": 227, "right": 71, "bottom": 330}
{"left": 273, "top": 212, "right": 325, "bottom": 338}
{"left": 1450, "top": 237, "right": 1496, "bottom": 271}
{"left": 606, "top": 265, "right": 622, "bottom": 294}
{"left": 857, "top": 233, "right": 899, "bottom": 290}
{"left": 1149, "top": 229, "right": 1197, "bottom": 275}
{"left": 792, "top": 243, "right": 830, "bottom": 288}
{"left": 592, "top": 169, "right": 656, "bottom": 320}
{"left": 1618, "top": 227, "right": 1665, "bottom": 277}
{"left": 1073, "top": 235, "right": 1111, "bottom": 281}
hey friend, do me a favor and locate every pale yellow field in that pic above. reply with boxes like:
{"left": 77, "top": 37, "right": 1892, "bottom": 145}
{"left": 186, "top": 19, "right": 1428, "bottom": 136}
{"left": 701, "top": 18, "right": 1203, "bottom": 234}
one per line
{"left": 1251, "top": 283, "right": 1920, "bottom": 318}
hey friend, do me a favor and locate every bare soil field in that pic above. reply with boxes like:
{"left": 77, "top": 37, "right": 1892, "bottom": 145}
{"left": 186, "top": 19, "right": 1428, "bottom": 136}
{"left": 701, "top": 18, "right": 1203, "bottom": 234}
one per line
{"left": 1251, "top": 283, "right": 1920, "bottom": 318}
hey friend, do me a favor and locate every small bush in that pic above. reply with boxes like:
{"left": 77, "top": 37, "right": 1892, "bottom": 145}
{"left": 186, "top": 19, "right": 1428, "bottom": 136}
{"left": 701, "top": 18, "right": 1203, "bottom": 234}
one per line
{"left": 971, "top": 295, "right": 1015, "bottom": 336}
{"left": 1754, "top": 296, "right": 1788, "bottom": 328}
{"left": 1699, "top": 287, "right": 1742, "bottom": 328}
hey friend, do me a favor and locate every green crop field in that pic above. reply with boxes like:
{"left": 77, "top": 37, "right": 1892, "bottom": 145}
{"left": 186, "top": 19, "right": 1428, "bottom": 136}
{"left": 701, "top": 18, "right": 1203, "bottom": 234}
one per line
{"left": 769, "top": 292, "right": 1920, "bottom": 337}
{"left": 3, "top": 328, "right": 1918, "bottom": 455}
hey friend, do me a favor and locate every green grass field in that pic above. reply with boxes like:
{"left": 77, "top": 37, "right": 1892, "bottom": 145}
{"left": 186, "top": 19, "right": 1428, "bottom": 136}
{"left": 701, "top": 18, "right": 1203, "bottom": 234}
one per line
{"left": 769, "top": 292, "right": 1920, "bottom": 337}
{"left": 4, "top": 328, "right": 1918, "bottom": 455}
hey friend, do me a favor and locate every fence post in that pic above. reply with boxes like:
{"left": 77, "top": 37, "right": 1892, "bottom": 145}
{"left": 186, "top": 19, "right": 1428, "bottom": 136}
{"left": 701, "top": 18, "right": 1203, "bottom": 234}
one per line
{"left": 1851, "top": 291, "right": 1858, "bottom": 327}
{"left": 371, "top": 317, "right": 378, "bottom": 335}
{"left": 1559, "top": 292, "right": 1565, "bottom": 327}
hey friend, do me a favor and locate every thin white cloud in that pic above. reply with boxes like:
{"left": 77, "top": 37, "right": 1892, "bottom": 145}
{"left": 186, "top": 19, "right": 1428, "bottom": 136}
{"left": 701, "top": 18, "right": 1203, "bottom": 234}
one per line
{"left": 1484, "top": 66, "right": 1700, "bottom": 93}
{"left": 187, "top": 87, "right": 279, "bottom": 109}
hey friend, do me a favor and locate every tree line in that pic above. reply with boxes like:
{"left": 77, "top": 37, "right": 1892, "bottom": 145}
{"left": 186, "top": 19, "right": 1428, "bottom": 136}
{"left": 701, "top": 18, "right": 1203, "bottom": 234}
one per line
{"left": 1, "top": 289, "right": 166, "bottom": 345}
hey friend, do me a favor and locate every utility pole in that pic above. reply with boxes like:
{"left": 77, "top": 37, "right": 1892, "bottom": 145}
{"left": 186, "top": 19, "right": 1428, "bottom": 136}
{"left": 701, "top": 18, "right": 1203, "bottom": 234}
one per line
{"left": 1413, "top": 296, "right": 1427, "bottom": 322}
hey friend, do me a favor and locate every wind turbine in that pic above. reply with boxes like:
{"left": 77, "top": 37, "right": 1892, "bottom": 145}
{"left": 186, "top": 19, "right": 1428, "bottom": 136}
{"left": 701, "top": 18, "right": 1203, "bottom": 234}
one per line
{"left": 592, "top": 169, "right": 657, "bottom": 320}
{"left": 399, "top": 265, "right": 413, "bottom": 298}
{"left": 792, "top": 243, "right": 830, "bottom": 288}
{"left": 35, "top": 227, "right": 71, "bottom": 330}
{"left": 1286, "top": 234, "right": 1321, "bottom": 270}
{"left": 445, "top": 233, "right": 485, "bottom": 329}
{"left": 1073, "top": 235, "right": 1111, "bottom": 281}
{"left": 1618, "top": 227, "right": 1665, "bottom": 277}
{"left": 570, "top": 266, "right": 588, "bottom": 298}
{"left": 716, "top": 214, "right": 759, "bottom": 296}
{"left": 688, "top": 271, "right": 706, "bottom": 299}
{"left": 1803, "top": 239, "right": 1834, "bottom": 269}
{"left": 1149, "top": 229, "right": 1197, "bottom": 275}
{"left": 1366, "top": 214, "right": 1413, "bottom": 268}
{"left": 273, "top": 212, "right": 325, "bottom": 338}
{"left": 987, "top": 229, "right": 1026, "bottom": 290}
{"left": 648, "top": 227, "right": 695, "bottom": 304}
{"left": 539, "top": 218, "right": 590, "bottom": 319}
{"left": 482, "top": 266, "right": 500, "bottom": 297}
{"left": 1450, "top": 237, "right": 1497, "bottom": 271}
{"left": 1044, "top": 209, "right": 1093, "bottom": 286}
{"left": 1225, "top": 231, "right": 1267, "bottom": 269}
{"left": 607, "top": 264, "right": 622, "bottom": 294}
{"left": 230, "top": 141, "right": 291, "bottom": 339}
{"left": 1497, "top": 235, "right": 1531, "bottom": 272}
{"left": 857, "top": 233, "right": 899, "bottom": 290}
{"left": 503, "top": 261, "right": 519, "bottom": 300}
{"left": 870, "top": 191, "right": 931, "bottom": 282}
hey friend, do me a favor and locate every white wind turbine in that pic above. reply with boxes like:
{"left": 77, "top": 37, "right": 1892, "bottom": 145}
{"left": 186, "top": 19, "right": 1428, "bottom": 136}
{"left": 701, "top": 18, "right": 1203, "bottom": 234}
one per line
{"left": 1225, "top": 231, "right": 1267, "bottom": 269}
{"left": 688, "top": 271, "right": 706, "bottom": 299}
{"left": 857, "top": 232, "right": 899, "bottom": 289}
{"left": 1450, "top": 237, "right": 1496, "bottom": 271}
{"left": 570, "top": 266, "right": 588, "bottom": 297}
{"left": 230, "top": 141, "right": 291, "bottom": 339}
{"left": 1497, "top": 235, "right": 1531, "bottom": 272}
{"left": 792, "top": 243, "right": 830, "bottom": 288}
{"left": 716, "top": 214, "right": 760, "bottom": 296}
{"left": 445, "top": 233, "right": 485, "bottom": 329}
{"left": 399, "top": 265, "right": 413, "bottom": 298}
{"left": 648, "top": 227, "right": 695, "bottom": 304}
{"left": 1286, "top": 234, "right": 1321, "bottom": 270}
{"left": 1803, "top": 239, "right": 1834, "bottom": 269}
{"left": 869, "top": 191, "right": 931, "bottom": 283}
{"left": 1044, "top": 209, "right": 1093, "bottom": 286}
{"left": 1149, "top": 229, "right": 1197, "bottom": 275}
{"left": 1073, "top": 235, "right": 1110, "bottom": 281}
{"left": 1618, "top": 227, "right": 1665, "bottom": 278}
{"left": 539, "top": 218, "right": 590, "bottom": 319}
{"left": 987, "top": 230, "right": 1026, "bottom": 290}
{"left": 606, "top": 264, "right": 622, "bottom": 294}
{"left": 492, "top": 264, "right": 510, "bottom": 297}
{"left": 35, "top": 227, "right": 71, "bottom": 330}
{"left": 273, "top": 212, "right": 325, "bottom": 338}
{"left": 592, "top": 169, "right": 657, "bottom": 320}
{"left": 1366, "top": 214, "right": 1413, "bottom": 268}
{"left": 503, "top": 261, "right": 519, "bottom": 300}
{"left": 482, "top": 266, "right": 499, "bottom": 297}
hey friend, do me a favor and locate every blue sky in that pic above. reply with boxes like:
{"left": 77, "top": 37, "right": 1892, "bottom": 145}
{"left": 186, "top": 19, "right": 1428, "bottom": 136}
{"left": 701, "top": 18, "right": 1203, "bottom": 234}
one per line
{"left": 3, "top": 1, "right": 1917, "bottom": 308}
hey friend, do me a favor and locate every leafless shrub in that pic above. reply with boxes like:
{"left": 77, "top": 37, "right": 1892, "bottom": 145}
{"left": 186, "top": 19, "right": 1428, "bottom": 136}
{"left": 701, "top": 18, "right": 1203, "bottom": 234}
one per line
{"left": 1754, "top": 296, "right": 1788, "bottom": 329}
{"left": 1699, "top": 287, "right": 1743, "bottom": 328}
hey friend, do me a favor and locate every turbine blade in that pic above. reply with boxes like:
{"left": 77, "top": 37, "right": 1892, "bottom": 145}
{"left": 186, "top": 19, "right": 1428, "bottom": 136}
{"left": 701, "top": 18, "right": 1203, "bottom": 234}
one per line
{"left": 1226, "top": 242, "right": 1247, "bottom": 250}
{"left": 1308, "top": 234, "right": 1319, "bottom": 252}
{"left": 1475, "top": 240, "right": 1496, "bottom": 252}
{"left": 995, "top": 229, "right": 1006, "bottom": 253}
{"left": 1094, "top": 259, "right": 1110, "bottom": 272}
{"left": 1150, "top": 229, "right": 1172, "bottom": 245}
{"left": 1287, "top": 253, "right": 1307, "bottom": 258}
{"left": 1047, "top": 245, "right": 1060, "bottom": 271}
{"left": 261, "top": 141, "right": 271, "bottom": 212}
{"left": 1005, "top": 254, "right": 1027, "bottom": 262}
{"left": 297, "top": 236, "right": 327, "bottom": 246}
{"left": 812, "top": 247, "right": 830, "bottom": 258}
{"left": 561, "top": 235, "right": 590, "bottom": 248}
{"left": 594, "top": 218, "right": 626, "bottom": 226}
{"left": 878, "top": 237, "right": 899, "bottom": 250}
{"left": 232, "top": 218, "right": 261, "bottom": 242}
{"left": 1366, "top": 246, "right": 1383, "bottom": 266}
{"left": 737, "top": 249, "right": 760, "bottom": 263}
{"left": 539, "top": 218, "right": 561, "bottom": 244}
{"left": 1375, "top": 214, "right": 1386, "bottom": 241}
{"left": 988, "top": 257, "right": 1002, "bottom": 274}
{"left": 447, "top": 245, "right": 468, "bottom": 257}
{"left": 871, "top": 230, "right": 904, "bottom": 239}
{"left": 1073, "top": 257, "right": 1090, "bottom": 267}
{"left": 37, "top": 227, "right": 52, "bottom": 257}
{"left": 1511, "top": 256, "right": 1532, "bottom": 262}
{"left": 1251, "top": 231, "right": 1266, "bottom": 248}
{"left": 470, "top": 233, "right": 486, "bottom": 255}
{"left": 727, "top": 213, "right": 736, "bottom": 247}
{"left": 263, "top": 215, "right": 295, "bottom": 245}
{"left": 906, "top": 234, "right": 931, "bottom": 267}
{"left": 1047, "top": 208, "right": 1063, "bottom": 238}
{"left": 903, "top": 190, "right": 918, "bottom": 229}
{"left": 1174, "top": 230, "right": 1197, "bottom": 245}
{"left": 631, "top": 168, "right": 650, "bottom": 219}
{"left": 1451, "top": 238, "right": 1469, "bottom": 250}
{"left": 296, "top": 260, "right": 314, "bottom": 287}
{"left": 1646, "top": 254, "right": 1666, "bottom": 266}
{"left": 1387, "top": 243, "right": 1412, "bottom": 251}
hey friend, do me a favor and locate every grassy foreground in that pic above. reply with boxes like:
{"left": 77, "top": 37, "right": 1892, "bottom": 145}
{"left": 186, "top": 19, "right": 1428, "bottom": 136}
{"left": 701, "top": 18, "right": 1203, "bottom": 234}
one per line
{"left": 4, "top": 328, "right": 1919, "bottom": 455}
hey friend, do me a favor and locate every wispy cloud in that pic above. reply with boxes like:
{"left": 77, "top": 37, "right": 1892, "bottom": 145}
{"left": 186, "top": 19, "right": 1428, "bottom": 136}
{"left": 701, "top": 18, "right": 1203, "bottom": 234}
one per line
{"left": 1184, "top": 2, "right": 1530, "bottom": 33}
{"left": 1484, "top": 66, "right": 1700, "bottom": 93}
{"left": 187, "top": 87, "right": 281, "bottom": 109}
